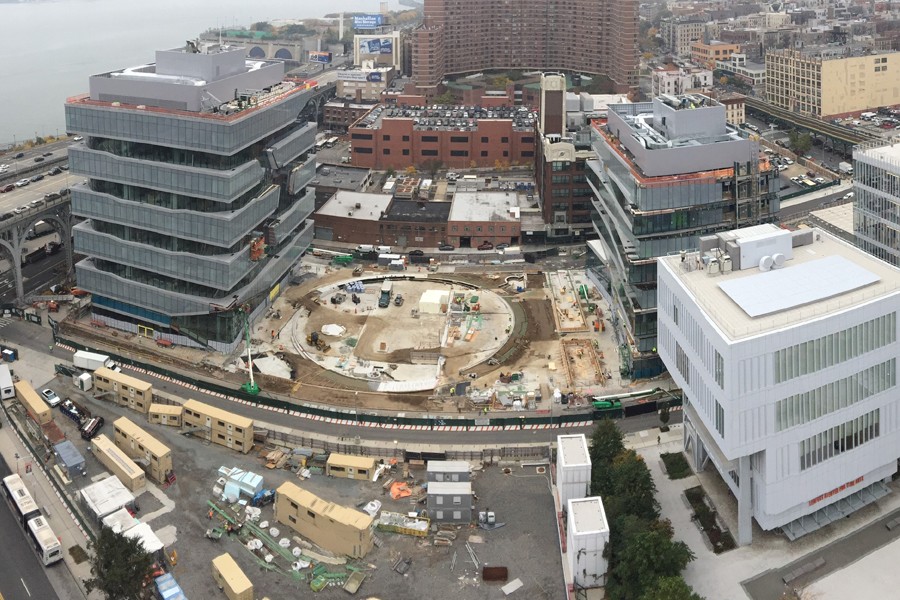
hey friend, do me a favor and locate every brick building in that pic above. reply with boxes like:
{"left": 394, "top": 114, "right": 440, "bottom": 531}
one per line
{"left": 324, "top": 100, "right": 376, "bottom": 132}
{"left": 412, "top": 0, "right": 638, "bottom": 95}
{"left": 349, "top": 105, "right": 538, "bottom": 170}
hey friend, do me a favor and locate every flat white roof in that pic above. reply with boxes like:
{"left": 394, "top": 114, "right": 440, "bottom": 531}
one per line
{"left": 449, "top": 191, "right": 523, "bottom": 222}
{"left": 860, "top": 142, "right": 900, "bottom": 163}
{"left": 568, "top": 496, "right": 609, "bottom": 534}
{"left": 719, "top": 255, "right": 880, "bottom": 318}
{"left": 80, "top": 476, "right": 135, "bottom": 518}
{"left": 810, "top": 203, "right": 854, "bottom": 235}
{"left": 427, "top": 481, "right": 472, "bottom": 495}
{"left": 316, "top": 190, "right": 392, "bottom": 221}
{"left": 660, "top": 228, "right": 900, "bottom": 340}
{"left": 558, "top": 434, "right": 590, "bottom": 468}
{"left": 427, "top": 460, "right": 469, "bottom": 473}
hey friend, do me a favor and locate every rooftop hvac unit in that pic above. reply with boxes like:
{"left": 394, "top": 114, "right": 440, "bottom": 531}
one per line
{"left": 759, "top": 255, "right": 774, "bottom": 271}
{"left": 772, "top": 253, "right": 786, "bottom": 268}
{"left": 355, "top": 203, "right": 362, "bottom": 209}
{"left": 722, "top": 256, "right": 733, "bottom": 273}
{"left": 707, "top": 257, "right": 720, "bottom": 275}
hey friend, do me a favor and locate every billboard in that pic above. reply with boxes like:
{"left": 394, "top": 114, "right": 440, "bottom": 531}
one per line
{"left": 352, "top": 14, "right": 384, "bottom": 29}
{"left": 308, "top": 51, "right": 333, "bottom": 63}
{"left": 357, "top": 37, "right": 393, "bottom": 56}
{"left": 338, "top": 71, "right": 385, "bottom": 83}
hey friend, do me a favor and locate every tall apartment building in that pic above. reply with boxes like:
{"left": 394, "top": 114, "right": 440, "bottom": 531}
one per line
{"left": 586, "top": 95, "right": 778, "bottom": 377}
{"left": 854, "top": 140, "right": 900, "bottom": 267}
{"left": 65, "top": 43, "right": 318, "bottom": 352}
{"left": 657, "top": 224, "right": 900, "bottom": 544}
{"left": 412, "top": 0, "right": 637, "bottom": 94}
{"left": 766, "top": 48, "right": 898, "bottom": 118}
{"left": 660, "top": 18, "right": 706, "bottom": 57}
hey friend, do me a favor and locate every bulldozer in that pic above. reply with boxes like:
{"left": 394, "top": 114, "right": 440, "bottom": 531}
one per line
{"left": 306, "top": 331, "right": 332, "bottom": 353}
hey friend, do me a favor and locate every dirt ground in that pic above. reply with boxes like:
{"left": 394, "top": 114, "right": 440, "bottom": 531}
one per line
{"left": 560, "top": 338, "right": 606, "bottom": 388}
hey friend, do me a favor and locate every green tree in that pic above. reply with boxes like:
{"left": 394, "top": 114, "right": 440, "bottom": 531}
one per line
{"left": 639, "top": 576, "right": 704, "bottom": 600}
{"left": 789, "top": 131, "right": 812, "bottom": 155}
{"left": 658, "top": 399, "right": 671, "bottom": 432}
{"left": 434, "top": 91, "right": 456, "bottom": 105}
{"left": 608, "top": 527, "right": 695, "bottom": 600}
{"left": 251, "top": 21, "right": 273, "bottom": 32}
{"left": 604, "top": 450, "right": 659, "bottom": 521}
{"left": 85, "top": 527, "right": 155, "bottom": 600}
{"left": 588, "top": 418, "right": 625, "bottom": 497}
{"left": 281, "top": 24, "right": 312, "bottom": 38}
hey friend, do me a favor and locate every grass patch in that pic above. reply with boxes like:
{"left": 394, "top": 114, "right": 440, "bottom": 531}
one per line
{"left": 660, "top": 452, "right": 692, "bottom": 480}
{"left": 69, "top": 544, "right": 89, "bottom": 564}
{"left": 684, "top": 486, "right": 736, "bottom": 554}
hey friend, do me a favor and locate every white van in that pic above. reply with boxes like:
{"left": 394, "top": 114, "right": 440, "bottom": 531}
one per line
{"left": 376, "top": 245, "right": 392, "bottom": 254}
{"left": 356, "top": 244, "right": 375, "bottom": 253}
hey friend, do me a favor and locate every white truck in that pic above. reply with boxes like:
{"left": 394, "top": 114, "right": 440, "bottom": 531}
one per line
{"left": 838, "top": 161, "right": 853, "bottom": 176}
{"left": 73, "top": 350, "right": 119, "bottom": 372}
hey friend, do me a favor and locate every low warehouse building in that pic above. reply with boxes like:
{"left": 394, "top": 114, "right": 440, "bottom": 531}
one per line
{"left": 274, "top": 481, "right": 374, "bottom": 558}
{"left": 326, "top": 453, "right": 377, "bottom": 480}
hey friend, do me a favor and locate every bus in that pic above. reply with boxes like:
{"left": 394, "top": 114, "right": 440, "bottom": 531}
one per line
{"left": 314, "top": 139, "right": 327, "bottom": 152}
{"left": 2, "top": 474, "right": 63, "bottom": 565}
{"left": 325, "top": 136, "right": 339, "bottom": 148}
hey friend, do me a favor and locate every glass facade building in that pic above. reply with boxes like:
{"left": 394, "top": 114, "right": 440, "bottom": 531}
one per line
{"left": 854, "top": 141, "right": 900, "bottom": 268}
{"left": 65, "top": 43, "right": 318, "bottom": 351}
{"left": 586, "top": 95, "right": 778, "bottom": 377}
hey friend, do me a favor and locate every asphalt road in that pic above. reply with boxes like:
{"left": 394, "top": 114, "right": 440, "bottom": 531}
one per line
{"left": 0, "top": 251, "right": 69, "bottom": 303}
{"left": 0, "top": 139, "right": 73, "bottom": 186}
{"left": 0, "top": 462, "right": 61, "bottom": 600}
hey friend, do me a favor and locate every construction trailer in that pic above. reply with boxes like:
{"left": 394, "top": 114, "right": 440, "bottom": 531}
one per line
{"left": 0, "top": 364, "right": 14, "bottom": 399}
{"left": 426, "top": 460, "right": 471, "bottom": 482}
{"left": 14, "top": 380, "right": 51, "bottom": 425}
{"left": 557, "top": 434, "right": 591, "bottom": 507}
{"left": 93, "top": 367, "right": 153, "bottom": 414}
{"left": 325, "top": 453, "right": 376, "bottom": 480}
{"left": 182, "top": 399, "right": 254, "bottom": 454}
{"left": 567, "top": 496, "right": 610, "bottom": 589}
{"left": 211, "top": 553, "right": 254, "bottom": 600}
{"left": 426, "top": 481, "right": 474, "bottom": 523}
{"left": 274, "top": 481, "right": 374, "bottom": 558}
{"left": 79, "top": 475, "right": 136, "bottom": 522}
{"left": 148, "top": 403, "right": 183, "bottom": 427}
{"left": 113, "top": 417, "right": 173, "bottom": 485}
{"left": 90, "top": 434, "right": 146, "bottom": 492}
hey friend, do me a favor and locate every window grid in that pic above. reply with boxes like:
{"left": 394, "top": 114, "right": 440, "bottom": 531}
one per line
{"left": 799, "top": 409, "right": 880, "bottom": 470}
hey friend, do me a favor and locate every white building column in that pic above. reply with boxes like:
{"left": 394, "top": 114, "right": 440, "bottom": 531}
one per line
{"left": 737, "top": 454, "right": 752, "bottom": 546}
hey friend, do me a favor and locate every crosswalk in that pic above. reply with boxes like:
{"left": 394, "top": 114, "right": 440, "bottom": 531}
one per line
{"left": 0, "top": 318, "right": 15, "bottom": 329}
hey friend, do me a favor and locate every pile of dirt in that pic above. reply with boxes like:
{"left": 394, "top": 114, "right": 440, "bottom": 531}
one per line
{"left": 522, "top": 298, "right": 557, "bottom": 341}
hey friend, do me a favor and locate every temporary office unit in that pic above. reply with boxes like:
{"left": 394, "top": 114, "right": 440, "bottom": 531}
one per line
{"left": 418, "top": 289, "right": 450, "bottom": 314}
{"left": 148, "top": 403, "right": 183, "bottom": 427}
{"left": 80, "top": 475, "right": 136, "bottom": 522}
{"left": 566, "top": 496, "right": 610, "bottom": 588}
{"left": 101, "top": 506, "right": 139, "bottom": 534}
{"left": 426, "top": 460, "right": 470, "bottom": 482}
{"left": 0, "top": 364, "right": 14, "bottom": 399}
{"left": 124, "top": 523, "right": 165, "bottom": 554}
{"left": 182, "top": 399, "right": 254, "bottom": 454}
{"left": 426, "top": 481, "right": 473, "bottom": 523}
{"left": 326, "top": 453, "right": 376, "bottom": 480}
{"left": 74, "top": 372, "right": 93, "bottom": 392}
{"left": 274, "top": 481, "right": 374, "bottom": 558}
{"left": 93, "top": 368, "right": 153, "bottom": 413}
{"left": 113, "top": 417, "right": 173, "bottom": 484}
{"left": 15, "top": 380, "right": 51, "bottom": 425}
{"left": 54, "top": 440, "right": 86, "bottom": 478}
{"left": 211, "top": 553, "right": 254, "bottom": 600}
{"left": 557, "top": 434, "right": 591, "bottom": 507}
{"left": 90, "top": 434, "right": 146, "bottom": 491}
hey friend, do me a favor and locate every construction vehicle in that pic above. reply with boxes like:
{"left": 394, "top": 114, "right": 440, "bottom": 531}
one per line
{"left": 250, "top": 488, "right": 275, "bottom": 507}
{"left": 306, "top": 332, "right": 332, "bottom": 353}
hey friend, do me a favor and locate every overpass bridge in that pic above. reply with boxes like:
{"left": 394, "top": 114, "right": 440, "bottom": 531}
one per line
{"left": 745, "top": 97, "right": 879, "bottom": 156}
{"left": 0, "top": 196, "right": 73, "bottom": 304}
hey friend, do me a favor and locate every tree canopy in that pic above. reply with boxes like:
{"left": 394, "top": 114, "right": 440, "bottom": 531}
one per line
{"left": 85, "top": 527, "right": 156, "bottom": 600}
{"left": 639, "top": 576, "right": 705, "bottom": 600}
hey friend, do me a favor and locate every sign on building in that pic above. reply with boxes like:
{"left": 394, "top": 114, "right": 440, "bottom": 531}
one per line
{"left": 357, "top": 37, "right": 393, "bottom": 55}
{"left": 352, "top": 14, "right": 384, "bottom": 29}
{"left": 308, "top": 51, "right": 333, "bottom": 63}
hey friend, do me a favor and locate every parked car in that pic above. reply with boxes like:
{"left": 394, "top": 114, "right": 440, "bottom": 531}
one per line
{"left": 48, "top": 167, "right": 62, "bottom": 176}
{"left": 44, "top": 193, "right": 60, "bottom": 201}
{"left": 0, "top": 213, "right": 13, "bottom": 221}
{"left": 40, "top": 388, "right": 62, "bottom": 408}
{"left": 408, "top": 249, "right": 424, "bottom": 256}
{"left": 394, "top": 294, "right": 404, "bottom": 307}
{"left": 495, "top": 243, "right": 509, "bottom": 250}
{"left": 42, "top": 152, "right": 52, "bottom": 157}
{"left": 14, "top": 179, "right": 29, "bottom": 187}
{"left": 30, "top": 174, "right": 44, "bottom": 182}
{"left": 439, "top": 244, "right": 455, "bottom": 251}
{"left": 477, "top": 241, "right": 494, "bottom": 251}
{"left": 14, "top": 152, "right": 24, "bottom": 159}
{"left": 72, "top": 136, "right": 83, "bottom": 142}
{"left": 59, "top": 188, "right": 71, "bottom": 196}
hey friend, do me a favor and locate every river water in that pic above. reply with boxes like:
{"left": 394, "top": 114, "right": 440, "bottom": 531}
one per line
{"left": 1, "top": 0, "right": 391, "bottom": 145}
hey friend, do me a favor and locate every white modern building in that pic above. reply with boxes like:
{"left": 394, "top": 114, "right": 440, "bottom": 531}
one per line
{"left": 854, "top": 140, "right": 900, "bottom": 268}
{"left": 657, "top": 224, "right": 900, "bottom": 544}
{"left": 566, "top": 496, "right": 610, "bottom": 588}
{"left": 557, "top": 434, "right": 591, "bottom": 507}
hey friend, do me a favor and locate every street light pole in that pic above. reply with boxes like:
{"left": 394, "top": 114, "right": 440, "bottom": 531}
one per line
{"left": 14, "top": 452, "right": 20, "bottom": 475}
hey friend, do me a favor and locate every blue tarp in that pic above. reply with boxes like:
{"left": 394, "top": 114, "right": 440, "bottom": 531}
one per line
{"left": 155, "top": 573, "right": 187, "bottom": 600}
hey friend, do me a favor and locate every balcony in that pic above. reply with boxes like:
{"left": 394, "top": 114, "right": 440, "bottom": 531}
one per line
{"left": 73, "top": 221, "right": 258, "bottom": 290}
{"left": 71, "top": 184, "right": 279, "bottom": 247}
{"left": 69, "top": 146, "right": 265, "bottom": 202}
